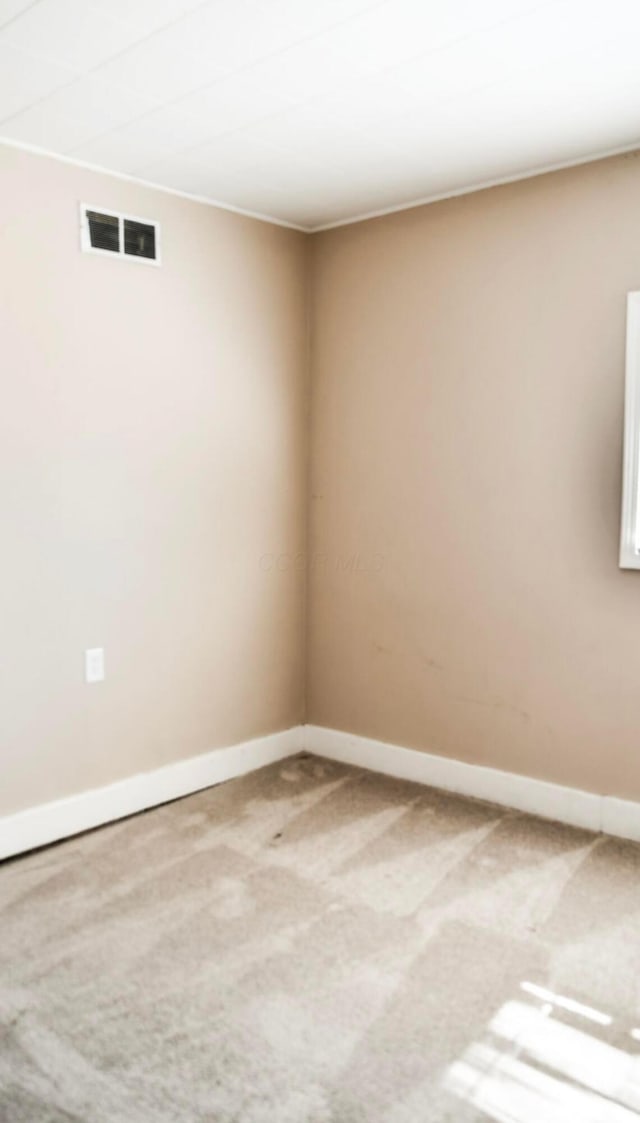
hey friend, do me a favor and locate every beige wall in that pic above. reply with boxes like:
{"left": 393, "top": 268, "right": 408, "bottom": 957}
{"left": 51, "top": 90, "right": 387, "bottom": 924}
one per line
{"left": 5, "top": 142, "right": 640, "bottom": 818}
{"left": 0, "top": 145, "right": 307, "bottom": 816}
{"left": 308, "top": 152, "right": 640, "bottom": 801}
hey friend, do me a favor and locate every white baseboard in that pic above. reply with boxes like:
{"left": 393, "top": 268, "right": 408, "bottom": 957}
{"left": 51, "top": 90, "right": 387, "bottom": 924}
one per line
{"left": 304, "top": 725, "right": 640, "bottom": 843}
{"left": 3, "top": 722, "right": 639, "bottom": 861}
{"left": 0, "top": 727, "right": 302, "bottom": 861}
{"left": 600, "top": 795, "right": 640, "bottom": 844}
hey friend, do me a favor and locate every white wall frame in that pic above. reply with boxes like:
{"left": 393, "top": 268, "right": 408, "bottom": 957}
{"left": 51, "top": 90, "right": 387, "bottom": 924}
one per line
{"left": 620, "top": 292, "right": 640, "bottom": 568}
{"left": 79, "top": 202, "right": 162, "bottom": 267}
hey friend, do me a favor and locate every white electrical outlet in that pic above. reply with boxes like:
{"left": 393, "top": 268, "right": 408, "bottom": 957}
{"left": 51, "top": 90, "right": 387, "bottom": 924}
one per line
{"left": 85, "top": 648, "right": 105, "bottom": 684}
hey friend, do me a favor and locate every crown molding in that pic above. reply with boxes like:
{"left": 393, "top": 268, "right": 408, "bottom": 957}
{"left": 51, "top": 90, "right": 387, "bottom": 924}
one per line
{"left": 309, "top": 140, "right": 640, "bottom": 232}
{"left": 0, "top": 137, "right": 308, "bottom": 232}
{"left": 5, "top": 135, "right": 640, "bottom": 237}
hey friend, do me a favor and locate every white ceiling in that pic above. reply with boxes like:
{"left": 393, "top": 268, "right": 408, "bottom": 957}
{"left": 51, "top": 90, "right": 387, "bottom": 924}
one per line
{"left": 1, "top": 0, "right": 640, "bottom": 230}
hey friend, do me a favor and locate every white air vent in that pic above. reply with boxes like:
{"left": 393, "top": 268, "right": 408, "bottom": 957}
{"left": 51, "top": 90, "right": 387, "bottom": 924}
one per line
{"left": 80, "top": 203, "right": 160, "bottom": 265}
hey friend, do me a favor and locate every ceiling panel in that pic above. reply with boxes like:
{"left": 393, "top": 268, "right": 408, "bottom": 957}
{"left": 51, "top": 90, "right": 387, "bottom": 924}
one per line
{"left": 204, "top": 0, "right": 383, "bottom": 73}
{"left": 0, "top": 41, "right": 74, "bottom": 119}
{"left": 91, "top": 23, "right": 228, "bottom": 103}
{"left": 168, "top": 65, "right": 312, "bottom": 142}
{"left": 68, "top": 125, "right": 184, "bottom": 174}
{"left": 65, "top": 101, "right": 220, "bottom": 171}
{"left": 0, "top": 0, "right": 36, "bottom": 27}
{"left": 88, "top": 0, "right": 210, "bottom": 37}
{"left": 242, "top": 101, "right": 393, "bottom": 161}
{"left": 92, "top": 0, "right": 382, "bottom": 104}
{"left": 0, "top": 75, "right": 156, "bottom": 153}
{"left": 0, "top": 0, "right": 146, "bottom": 71}
{"left": 169, "top": 131, "right": 291, "bottom": 177}
{"left": 68, "top": 102, "right": 286, "bottom": 174}
{"left": 44, "top": 75, "right": 154, "bottom": 132}
{"left": 0, "top": 102, "right": 102, "bottom": 149}
{"left": 1, "top": 0, "right": 640, "bottom": 229}
{"left": 137, "top": 155, "right": 275, "bottom": 206}
{"left": 386, "top": 0, "right": 630, "bottom": 111}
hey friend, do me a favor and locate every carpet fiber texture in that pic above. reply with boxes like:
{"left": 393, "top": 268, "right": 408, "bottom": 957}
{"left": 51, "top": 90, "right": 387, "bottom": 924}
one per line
{"left": 1, "top": 753, "right": 639, "bottom": 1122}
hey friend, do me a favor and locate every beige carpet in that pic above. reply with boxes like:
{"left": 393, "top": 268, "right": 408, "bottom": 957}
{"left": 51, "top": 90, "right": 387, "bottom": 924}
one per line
{"left": 1, "top": 753, "right": 639, "bottom": 1122}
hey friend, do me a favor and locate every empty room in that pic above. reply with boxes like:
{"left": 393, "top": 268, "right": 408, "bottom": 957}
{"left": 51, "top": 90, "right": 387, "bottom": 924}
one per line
{"left": 3, "top": 1, "right": 640, "bottom": 1120}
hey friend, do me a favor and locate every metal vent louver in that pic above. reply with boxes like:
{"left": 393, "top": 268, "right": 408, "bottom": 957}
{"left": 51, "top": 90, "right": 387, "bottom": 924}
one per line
{"left": 80, "top": 205, "right": 160, "bottom": 265}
